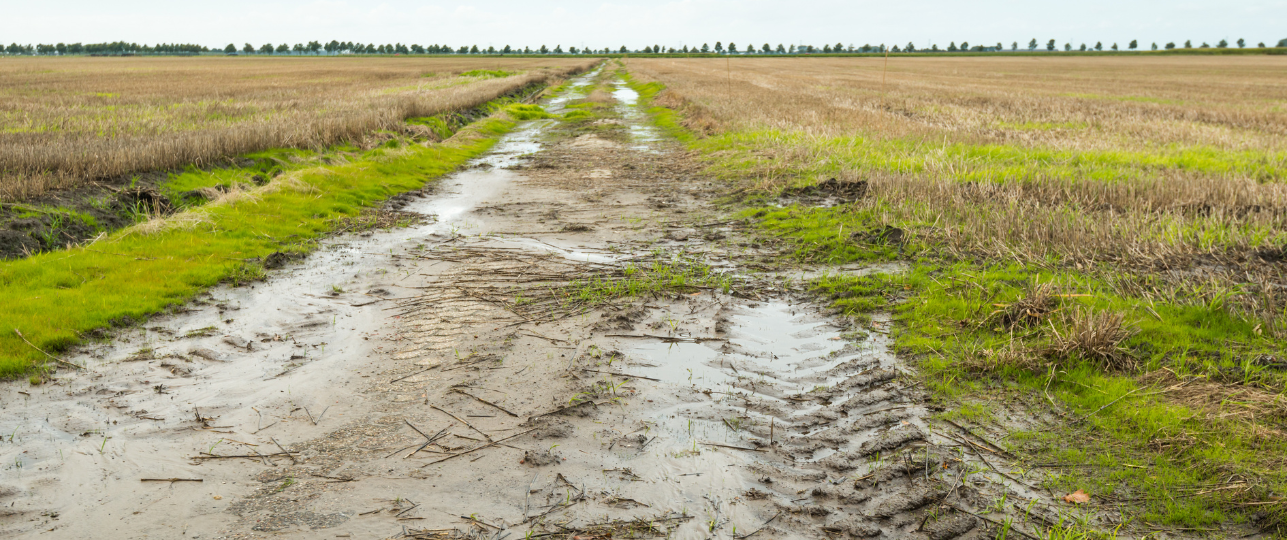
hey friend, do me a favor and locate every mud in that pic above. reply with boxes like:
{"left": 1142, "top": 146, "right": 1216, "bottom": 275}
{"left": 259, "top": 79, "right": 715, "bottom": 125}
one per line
{"left": 0, "top": 65, "right": 1130, "bottom": 540}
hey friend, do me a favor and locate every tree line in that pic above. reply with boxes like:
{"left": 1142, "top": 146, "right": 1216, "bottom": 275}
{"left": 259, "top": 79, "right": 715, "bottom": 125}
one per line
{"left": 3, "top": 38, "right": 1285, "bottom": 56}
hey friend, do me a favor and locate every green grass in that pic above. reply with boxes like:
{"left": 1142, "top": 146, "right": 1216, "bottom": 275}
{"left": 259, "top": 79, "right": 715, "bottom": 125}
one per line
{"left": 627, "top": 71, "right": 1287, "bottom": 531}
{"left": 0, "top": 114, "right": 520, "bottom": 377}
{"left": 460, "top": 69, "right": 516, "bottom": 79}
{"left": 694, "top": 129, "right": 1287, "bottom": 185}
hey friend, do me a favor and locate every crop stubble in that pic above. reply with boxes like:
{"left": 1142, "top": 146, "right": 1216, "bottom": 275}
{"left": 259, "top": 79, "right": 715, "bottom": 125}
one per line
{"left": 629, "top": 56, "right": 1287, "bottom": 334}
{"left": 0, "top": 56, "right": 592, "bottom": 201}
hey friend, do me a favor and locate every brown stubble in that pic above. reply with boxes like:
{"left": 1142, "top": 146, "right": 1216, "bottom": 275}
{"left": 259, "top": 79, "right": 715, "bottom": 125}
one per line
{"left": 0, "top": 56, "right": 598, "bottom": 201}
{"left": 627, "top": 56, "right": 1287, "bottom": 335}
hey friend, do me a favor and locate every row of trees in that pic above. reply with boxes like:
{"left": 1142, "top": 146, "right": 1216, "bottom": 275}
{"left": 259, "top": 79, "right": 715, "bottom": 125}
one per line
{"left": 4, "top": 38, "right": 1286, "bottom": 56}
{"left": 1001, "top": 37, "right": 1281, "bottom": 52}
{"left": 3, "top": 42, "right": 208, "bottom": 55}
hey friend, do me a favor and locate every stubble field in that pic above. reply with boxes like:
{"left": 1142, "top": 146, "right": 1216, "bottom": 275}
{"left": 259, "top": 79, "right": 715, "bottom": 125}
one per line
{"left": 0, "top": 56, "right": 587, "bottom": 200}
{"left": 628, "top": 55, "right": 1287, "bottom": 529}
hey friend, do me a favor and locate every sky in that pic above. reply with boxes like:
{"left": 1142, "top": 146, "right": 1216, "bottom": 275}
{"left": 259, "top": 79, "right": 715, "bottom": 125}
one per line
{"left": 2, "top": 0, "right": 1284, "bottom": 50}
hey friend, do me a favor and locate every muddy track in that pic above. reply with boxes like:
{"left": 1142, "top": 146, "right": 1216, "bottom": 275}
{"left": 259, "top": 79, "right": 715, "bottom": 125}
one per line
{"left": 0, "top": 66, "right": 1089, "bottom": 539}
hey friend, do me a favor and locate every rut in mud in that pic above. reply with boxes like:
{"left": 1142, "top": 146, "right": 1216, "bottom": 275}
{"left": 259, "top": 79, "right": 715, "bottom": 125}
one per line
{"left": 1, "top": 65, "right": 1092, "bottom": 539}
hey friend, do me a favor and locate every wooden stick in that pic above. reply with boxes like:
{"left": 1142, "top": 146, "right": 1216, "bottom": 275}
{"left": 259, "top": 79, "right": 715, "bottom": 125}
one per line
{"left": 15, "top": 329, "right": 84, "bottom": 370}
{"left": 140, "top": 478, "right": 203, "bottom": 483}
{"left": 421, "top": 428, "right": 536, "bottom": 467}
{"left": 431, "top": 405, "right": 493, "bottom": 442}
{"left": 451, "top": 388, "right": 519, "bottom": 417}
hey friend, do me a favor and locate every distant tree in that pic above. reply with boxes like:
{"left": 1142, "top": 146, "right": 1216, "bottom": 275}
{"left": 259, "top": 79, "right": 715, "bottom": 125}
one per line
{"left": 681, "top": 45, "right": 689, "bottom": 53}
{"left": 1199, "top": 42, "right": 1209, "bottom": 48}
{"left": 276, "top": 43, "right": 289, "bottom": 53}
{"left": 259, "top": 43, "right": 273, "bottom": 54}
{"left": 1111, "top": 43, "right": 1118, "bottom": 51}
{"left": 1165, "top": 42, "right": 1176, "bottom": 50}
{"left": 411, "top": 44, "right": 425, "bottom": 54}
{"left": 960, "top": 41, "right": 969, "bottom": 50}
{"left": 553, "top": 44, "right": 563, "bottom": 54}
{"left": 823, "top": 44, "right": 832, "bottom": 53}
{"left": 618, "top": 45, "right": 628, "bottom": 53}
{"left": 777, "top": 44, "right": 786, "bottom": 53}
{"left": 892, "top": 45, "right": 901, "bottom": 52}
{"left": 996, "top": 42, "right": 1003, "bottom": 50}
{"left": 55, "top": 43, "right": 67, "bottom": 55}
{"left": 482, "top": 45, "right": 493, "bottom": 54}
{"left": 1011, "top": 41, "right": 1018, "bottom": 50}
{"left": 643, "top": 45, "right": 653, "bottom": 53}
{"left": 1094, "top": 42, "right": 1102, "bottom": 51}
{"left": 1028, "top": 38, "right": 1037, "bottom": 50}
{"left": 1237, "top": 38, "right": 1245, "bottom": 48}
{"left": 242, "top": 43, "right": 254, "bottom": 54}
{"left": 1151, "top": 43, "right": 1157, "bottom": 50}
{"left": 1064, "top": 43, "right": 1071, "bottom": 51}
{"left": 1260, "top": 42, "right": 1267, "bottom": 48}
{"left": 502, "top": 45, "right": 511, "bottom": 54}
{"left": 1217, "top": 39, "right": 1228, "bottom": 48}
{"left": 788, "top": 44, "right": 796, "bottom": 54}
{"left": 728, "top": 42, "right": 737, "bottom": 53}
{"left": 762, "top": 43, "right": 771, "bottom": 53}
{"left": 1047, "top": 39, "right": 1056, "bottom": 51}
{"left": 930, "top": 44, "right": 940, "bottom": 52}
{"left": 1129, "top": 40, "right": 1138, "bottom": 50}
{"left": 906, "top": 42, "right": 916, "bottom": 52}
{"left": 523, "top": 46, "right": 532, "bottom": 53}
{"left": 1184, "top": 40, "right": 1192, "bottom": 48}
{"left": 1079, "top": 43, "right": 1086, "bottom": 51}
{"left": 701, "top": 43, "right": 709, "bottom": 53}
{"left": 469, "top": 44, "right": 479, "bottom": 53}
{"left": 69, "top": 43, "right": 85, "bottom": 54}
{"left": 224, "top": 43, "right": 236, "bottom": 53}
{"left": 835, "top": 42, "right": 845, "bottom": 52}
{"left": 947, "top": 42, "right": 957, "bottom": 52}
{"left": 308, "top": 41, "right": 322, "bottom": 53}
{"left": 1279, "top": 39, "right": 1287, "bottom": 47}
{"left": 714, "top": 41, "right": 723, "bottom": 53}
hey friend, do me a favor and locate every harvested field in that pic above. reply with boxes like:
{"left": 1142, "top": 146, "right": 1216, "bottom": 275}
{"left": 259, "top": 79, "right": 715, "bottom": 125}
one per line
{"left": 628, "top": 57, "right": 1287, "bottom": 531}
{"left": 4, "top": 53, "right": 1287, "bottom": 540}
{"left": 0, "top": 56, "right": 594, "bottom": 200}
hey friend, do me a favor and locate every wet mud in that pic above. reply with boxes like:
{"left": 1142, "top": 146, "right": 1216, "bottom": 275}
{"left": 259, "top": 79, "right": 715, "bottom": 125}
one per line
{"left": 1, "top": 65, "right": 1106, "bottom": 539}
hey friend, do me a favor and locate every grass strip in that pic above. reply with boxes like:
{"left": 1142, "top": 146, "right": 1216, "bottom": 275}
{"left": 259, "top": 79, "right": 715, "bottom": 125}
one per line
{"left": 0, "top": 106, "right": 540, "bottom": 377}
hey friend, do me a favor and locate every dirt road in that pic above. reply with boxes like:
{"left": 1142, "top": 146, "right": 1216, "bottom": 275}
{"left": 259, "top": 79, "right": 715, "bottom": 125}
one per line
{"left": 0, "top": 65, "right": 1079, "bottom": 540}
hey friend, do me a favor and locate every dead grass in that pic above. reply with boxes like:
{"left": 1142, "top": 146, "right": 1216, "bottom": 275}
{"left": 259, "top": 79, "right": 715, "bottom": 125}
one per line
{"left": 630, "top": 56, "right": 1287, "bottom": 150}
{"left": 0, "top": 56, "right": 596, "bottom": 201}
{"left": 1047, "top": 308, "right": 1138, "bottom": 370}
{"left": 629, "top": 57, "right": 1287, "bottom": 336}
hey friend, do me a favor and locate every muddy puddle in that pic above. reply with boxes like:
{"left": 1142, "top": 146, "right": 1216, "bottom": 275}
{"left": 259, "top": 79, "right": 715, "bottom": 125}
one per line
{"left": 0, "top": 70, "right": 592, "bottom": 539}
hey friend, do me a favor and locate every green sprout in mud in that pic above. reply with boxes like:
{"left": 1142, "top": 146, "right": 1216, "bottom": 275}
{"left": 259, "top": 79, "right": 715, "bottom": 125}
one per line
{"left": 98, "top": 437, "right": 109, "bottom": 455}
{"left": 984, "top": 493, "right": 1009, "bottom": 514}
{"left": 209, "top": 439, "right": 223, "bottom": 454}
{"left": 275, "top": 476, "right": 295, "bottom": 492}
{"left": 331, "top": 284, "right": 344, "bottom": 294}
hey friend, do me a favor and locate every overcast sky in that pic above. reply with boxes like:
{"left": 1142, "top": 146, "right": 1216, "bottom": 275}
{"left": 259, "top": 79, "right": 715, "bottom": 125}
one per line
{"left": 3, "top": 0, "right": 1284, "bottom": 50}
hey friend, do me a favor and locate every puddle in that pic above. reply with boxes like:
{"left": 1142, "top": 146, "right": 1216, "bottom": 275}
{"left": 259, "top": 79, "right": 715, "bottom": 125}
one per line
{"left": 0, "top": 66, "right": 605, "bottom": 539}
{"left": 611, "top": 80, "right": 664, "bottom": 152}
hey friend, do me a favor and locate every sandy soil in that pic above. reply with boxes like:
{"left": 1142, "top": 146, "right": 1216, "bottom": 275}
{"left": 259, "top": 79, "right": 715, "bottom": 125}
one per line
{"left": 0, "top": 65, "right": 1105, "bottom": 540}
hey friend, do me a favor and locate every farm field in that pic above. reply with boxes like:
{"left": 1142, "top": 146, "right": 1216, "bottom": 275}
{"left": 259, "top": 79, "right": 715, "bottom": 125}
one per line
{"left": 0, "top": 56, "right": 587, "bottom": 201}
{"left": 2, "top": 54, "right": 1287, "bottom": 540}
{"left": 628, "top": 56, "right": 1287, "bottom": 529}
